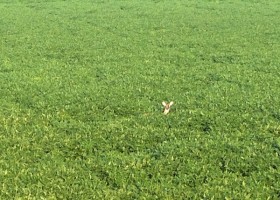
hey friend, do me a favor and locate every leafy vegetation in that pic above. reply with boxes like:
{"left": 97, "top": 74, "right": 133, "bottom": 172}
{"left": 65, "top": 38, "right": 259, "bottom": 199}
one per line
{"left": 1, "top": 0, "right": 280, "bottom": 199}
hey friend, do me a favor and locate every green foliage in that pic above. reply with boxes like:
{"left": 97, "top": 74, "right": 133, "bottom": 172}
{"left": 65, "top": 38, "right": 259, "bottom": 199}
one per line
{"left": 1, "top": 0, "right": 280, "bottom": 199}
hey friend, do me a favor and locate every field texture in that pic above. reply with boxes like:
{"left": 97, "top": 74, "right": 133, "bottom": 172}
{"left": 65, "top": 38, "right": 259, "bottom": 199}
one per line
{"left": 1, "top": 0, "right": 280, "bottom": 199}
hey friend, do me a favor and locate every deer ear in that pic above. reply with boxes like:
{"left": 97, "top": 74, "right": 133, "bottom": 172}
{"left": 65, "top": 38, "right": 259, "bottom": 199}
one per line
{"left": 169, "top": 101, "right": 174, "bottom": 106}
{"left": 162, "top": 101, "right": 167, "bottom": 106}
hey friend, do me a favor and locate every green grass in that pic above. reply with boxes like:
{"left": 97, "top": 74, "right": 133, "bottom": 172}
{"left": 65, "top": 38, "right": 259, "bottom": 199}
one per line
{"left": 1, "top": 0, "right": 280, "bottom": 199}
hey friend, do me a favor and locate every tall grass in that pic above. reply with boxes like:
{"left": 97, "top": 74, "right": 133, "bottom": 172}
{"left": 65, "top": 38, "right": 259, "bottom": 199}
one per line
{"left": 1, "top": 0, "right": 280, "bottom": 199}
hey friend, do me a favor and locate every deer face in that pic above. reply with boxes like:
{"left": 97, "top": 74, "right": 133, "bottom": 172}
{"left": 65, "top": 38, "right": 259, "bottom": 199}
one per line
{"left": 162, "top": 101, "right": 174, "bottom": 115}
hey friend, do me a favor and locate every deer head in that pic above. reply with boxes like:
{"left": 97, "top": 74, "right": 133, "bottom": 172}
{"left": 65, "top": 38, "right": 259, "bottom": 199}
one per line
{"left": 162, "top": 101, "right": 174, "bottom": 115}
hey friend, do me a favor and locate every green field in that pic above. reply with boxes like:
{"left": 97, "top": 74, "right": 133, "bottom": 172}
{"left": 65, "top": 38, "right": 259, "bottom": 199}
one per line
{"left": 1, "top": 0, "right": 280, "bottom": 199}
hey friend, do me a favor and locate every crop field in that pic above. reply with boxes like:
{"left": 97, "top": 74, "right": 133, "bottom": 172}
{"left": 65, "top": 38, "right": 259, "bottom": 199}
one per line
{"left": 1, "top": 0, "right": 280, "bottom": 199}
